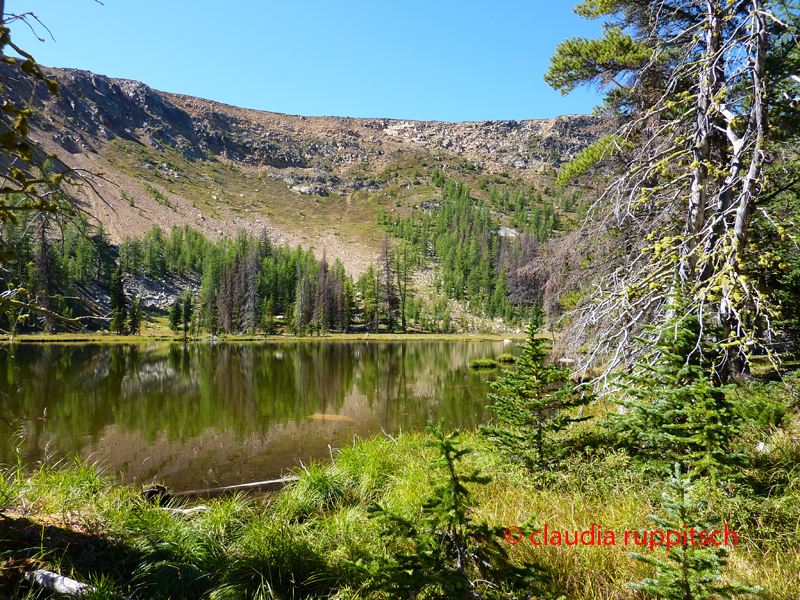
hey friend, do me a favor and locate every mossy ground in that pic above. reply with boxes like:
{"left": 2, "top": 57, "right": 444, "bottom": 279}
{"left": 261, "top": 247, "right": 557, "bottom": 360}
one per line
{"left": 1, "top": 380, "right": 797, "bottom": 599}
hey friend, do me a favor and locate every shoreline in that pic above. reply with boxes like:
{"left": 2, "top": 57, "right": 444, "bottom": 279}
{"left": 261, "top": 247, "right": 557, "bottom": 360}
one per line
{"left": 0, "top": 331, "right": 532, "bottom": 345}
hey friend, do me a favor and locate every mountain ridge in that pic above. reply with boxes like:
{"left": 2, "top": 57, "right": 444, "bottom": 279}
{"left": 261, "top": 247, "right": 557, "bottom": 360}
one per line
{"left": 10, "top": 62, "right": 608, "bottom": 274}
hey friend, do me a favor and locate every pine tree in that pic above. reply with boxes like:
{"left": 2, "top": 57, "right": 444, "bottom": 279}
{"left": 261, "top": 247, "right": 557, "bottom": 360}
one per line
{"left": 142, "top": 226, "right": 166, "bottom": 279}
{"left": 109, "top": 263, "right": 128, "bottom": 335}
{"left": 342, "top": 277, "right": 354, "bottom": 332}
{"left": 168, "top": 297, "right": 182, "bottom": 334}
{"left": 240, "top": 250, "right": 259, "bottom": 333}
{"left": 379, "top": 235, "right": 398, "bottom": 332}
{"left": 491, "top": 268, "right": 509, "bottom": 319}
{"left": 261, "top": 296, "right": 276, "bottom": 335}
{"left": 313, "top": 252, "right": 330, "bottom": 335}
{"left": 128, "top": 297, "right": 142, "bottom": 335}
{"left": 480, "top": 322, "right": 590, "bottom": 470}
{"left": 92, "top": 223, "right": 115, "bottom": 284}
{"left": 181, "top": 290, "right": 193, "bottom": 342}
{"left": 547, "top": 0, "right": 799, "bottom": 378}
{"left": 394, "top": 242, "right": 413, "bottom": 332}
{"left": 34, "top": 217, "right": 55, "bottom": 332}
{"left": 293, "top": 261, "right": 311, "bottom": 334}
{"left": 230, "top": 256, "right": 244, "bottom": 332}
{"left": 629, "top": 465, "right": 761, "bottom": 600}
{"left": 361, "top": 264, "right": 379, "bottom": 333}
{"left": 200, "top": 243, "right": 223, "bottom": 334}
{"left": 217, "top": 267, "right": 234, "bottom": 333}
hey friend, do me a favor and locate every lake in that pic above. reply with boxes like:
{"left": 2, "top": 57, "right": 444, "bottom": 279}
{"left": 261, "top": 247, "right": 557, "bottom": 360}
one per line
{"left": 0, "top": 340, "right": 517, "bottom": 492}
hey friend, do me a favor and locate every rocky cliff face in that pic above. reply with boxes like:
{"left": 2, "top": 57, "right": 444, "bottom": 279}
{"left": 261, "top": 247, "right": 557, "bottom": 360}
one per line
{"left": 381, "top": 115, "right": 603, "bottom": 170}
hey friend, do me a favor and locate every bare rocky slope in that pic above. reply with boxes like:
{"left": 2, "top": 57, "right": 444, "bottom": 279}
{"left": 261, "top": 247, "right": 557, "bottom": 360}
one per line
{"left": 8, "top": 62, "right": 607, "bottom": 274}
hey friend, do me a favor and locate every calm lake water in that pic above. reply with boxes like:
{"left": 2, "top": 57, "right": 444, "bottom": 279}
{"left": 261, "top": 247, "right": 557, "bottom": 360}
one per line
{"left": 0, "top": 340, "right": 517, "bottom": 492}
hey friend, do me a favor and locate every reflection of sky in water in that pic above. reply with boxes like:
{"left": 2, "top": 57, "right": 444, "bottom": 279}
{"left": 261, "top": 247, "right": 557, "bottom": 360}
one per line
{"left": 0, "top": 340, "right": 520, "bottom": 491}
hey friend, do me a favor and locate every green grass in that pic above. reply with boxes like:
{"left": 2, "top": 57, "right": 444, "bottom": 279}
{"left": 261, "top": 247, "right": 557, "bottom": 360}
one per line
{"left": 1, "top": 382, "right": 798, "bottom": 599}
{"left": 469, "top": 358, "right": 500, "bottom": 369}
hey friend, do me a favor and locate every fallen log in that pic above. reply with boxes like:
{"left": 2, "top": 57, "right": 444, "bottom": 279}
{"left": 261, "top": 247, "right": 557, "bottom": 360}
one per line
{"left": 172, "top": 475, "right": 299, "bottom": 497}
{"left": 25, "top": 570, "right": 93, "bottom": 596}
{"left": 160, "top": 505, "right": 209, "bottom": 515}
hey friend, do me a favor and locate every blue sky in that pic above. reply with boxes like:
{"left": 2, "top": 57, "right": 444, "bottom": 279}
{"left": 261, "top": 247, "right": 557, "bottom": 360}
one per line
{"left": 7, "top": 1, "right": 603, "bottom": 122}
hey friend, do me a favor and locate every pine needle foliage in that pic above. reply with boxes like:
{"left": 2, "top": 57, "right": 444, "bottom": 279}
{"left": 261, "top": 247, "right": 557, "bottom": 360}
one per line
{"left": 556, "top": 133, "right": 631, "bottom": 186}
{"left": 362, "top": 421, "right": 547, "bottom": 599}
{"left": 629, "top": 464, "right": 761, "bottom": 600}
{"left": 480, "top": 323, "right": 591, "bottom": 471}
{"left": 606, "top": 310, "right": 747, "bottom": 485}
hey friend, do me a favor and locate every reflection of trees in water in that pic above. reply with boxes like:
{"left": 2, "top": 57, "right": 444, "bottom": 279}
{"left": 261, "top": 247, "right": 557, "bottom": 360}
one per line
{"left": 190, "top": 343, "right": 356, "bottom": 435}
{"left": 0, "top": 344, "right": 160, "bottom": 463}
{"left": 355, "top": 341, "right": 498, "bottom": 431}
{"left": 0, "top": 341, "right": 503, "bottom": 468}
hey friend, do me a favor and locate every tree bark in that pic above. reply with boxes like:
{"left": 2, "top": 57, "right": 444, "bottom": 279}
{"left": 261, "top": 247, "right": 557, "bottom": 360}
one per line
{"left": 683, "top": 1, "right": 722, "bottom": 280}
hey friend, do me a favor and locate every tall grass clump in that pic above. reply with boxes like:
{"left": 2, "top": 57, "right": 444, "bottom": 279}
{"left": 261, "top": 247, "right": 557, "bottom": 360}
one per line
{"left": 273, "top": 462, "right": 351, "bottom": 521}
{"left": 469, "top": 358, "right": 499, "bottom": 370}
{"left": 329, "top": 437, "right": 403, "bottom": 503}
{"left": 214, "top": 516, "right": 335, "bottom": 599}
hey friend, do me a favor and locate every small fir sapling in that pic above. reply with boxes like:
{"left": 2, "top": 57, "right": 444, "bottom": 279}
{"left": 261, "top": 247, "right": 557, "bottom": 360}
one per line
{"left": 361, "top": 421, "right": 547, "bottom": 599}
{"left": 606, "top": 308, "right": 747, "bottom": 492}
{"left": 479, "top": 322, "right": 591, "bottom": 471}
{"left": 629, "top": 464, "right": 761, "bottom": 600}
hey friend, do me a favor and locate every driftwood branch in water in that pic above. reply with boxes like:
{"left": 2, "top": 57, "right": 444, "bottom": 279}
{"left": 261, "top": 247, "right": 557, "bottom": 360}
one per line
{"left": 172, "top": 475, "right": 299, "bottom": 497}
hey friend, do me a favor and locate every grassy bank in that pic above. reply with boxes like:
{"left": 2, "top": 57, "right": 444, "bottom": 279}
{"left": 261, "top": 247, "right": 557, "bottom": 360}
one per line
{"left": 1, "top": 382, "right": 797, "bottom": 599}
